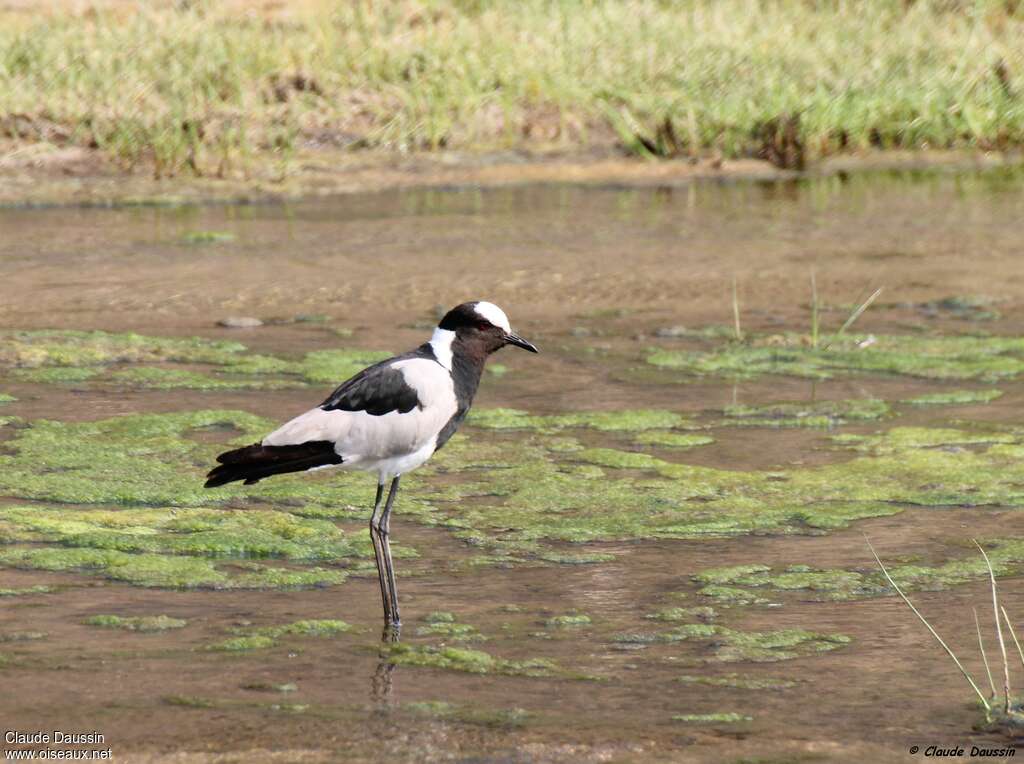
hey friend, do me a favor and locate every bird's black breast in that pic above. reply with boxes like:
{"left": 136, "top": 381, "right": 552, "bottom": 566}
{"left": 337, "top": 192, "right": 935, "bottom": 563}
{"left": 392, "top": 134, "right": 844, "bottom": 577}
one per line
{"left": 319, "top": 344, "right": 436, "bottom": 416}
{"left": 433, "top": 344, "right": 485, "bottom": 451}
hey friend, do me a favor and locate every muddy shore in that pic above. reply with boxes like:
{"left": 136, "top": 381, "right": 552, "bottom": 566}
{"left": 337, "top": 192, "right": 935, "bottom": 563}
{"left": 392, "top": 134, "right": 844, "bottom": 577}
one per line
{"left": 0, "top": 143, "right": 1019, "bottom": 208}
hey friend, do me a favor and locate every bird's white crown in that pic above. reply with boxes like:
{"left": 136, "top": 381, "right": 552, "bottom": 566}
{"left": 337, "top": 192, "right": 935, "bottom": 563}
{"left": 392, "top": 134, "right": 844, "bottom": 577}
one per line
{"left": 473, "top": 301, "right": 511, "bottom": 333}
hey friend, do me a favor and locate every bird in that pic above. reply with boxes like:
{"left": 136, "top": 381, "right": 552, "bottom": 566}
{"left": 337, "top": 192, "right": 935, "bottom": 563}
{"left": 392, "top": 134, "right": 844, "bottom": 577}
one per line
{"left": 204, "top": 301, "right": 538, "bottom": 630}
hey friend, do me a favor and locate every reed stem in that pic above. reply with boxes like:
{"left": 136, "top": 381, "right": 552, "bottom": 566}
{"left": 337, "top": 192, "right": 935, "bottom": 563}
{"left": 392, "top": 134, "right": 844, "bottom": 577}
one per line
{"left": 975, "top": 540, "right": 1011, "bottom": 713}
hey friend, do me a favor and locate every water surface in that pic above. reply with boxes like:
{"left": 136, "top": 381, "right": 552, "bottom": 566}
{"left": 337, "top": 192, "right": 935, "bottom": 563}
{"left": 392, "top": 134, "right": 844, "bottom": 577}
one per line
{"left": 2, "top": 169, "right": 1024, "bottom": 762}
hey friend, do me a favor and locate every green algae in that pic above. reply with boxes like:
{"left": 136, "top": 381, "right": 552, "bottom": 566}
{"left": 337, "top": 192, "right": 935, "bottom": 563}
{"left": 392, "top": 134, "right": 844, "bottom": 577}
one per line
{"left": 414, "top": 622, "right": 486, "bottom": 641}
{"left": 721, "top": 398, "right": 890, "bottom": 428}
{"left": 748, "top": 567, "right": 867, "bottom": 594}
{"left": 210, "top": 619, "right": 350, "bottom": 651}
{"left": 634, "top": 431, "right": 714, "bottom": 448}
{"left": 209, "top": 635, "right": 279, "bottom": 652}
{"left": 692, "top": 628, "right": 850, "bottom": 664}
{"left": 10, "top": 401, "right": 1024, "bottom": 585}
{"left": 230, "top": 566, "right": 348, "bottom": 589}
{"left": 181, "top": 231, "right": 235, "bottom": 244}
{"left": 468, "top": 408, "right": 690, "bottom": 432}
{"left": 691, "top": 563, "right": 879, "bottom": 602}
{"left": 0, "top": 505, "right": 368, "bottom": 562}
{"left": 573, "top": 447, "right": 665, "bottom": 470}
{"left": 293, "top": 349, "right": 392, "bottom": 385}
{"left": 544, "top": 614, "right": 592, "bottom": 628}
{"left": 614, "top": 623, "right": 720, "bottom": 644}
{"left": 696, "top": 586, "right": 770, "bottom": 605}
{"left": 0, "top": 329, "right": 391, "bottom": 390}
{"left": 254, "top": 619, "right": 351, "bottom": 638}
{"left": 902, "top": 389, "right": 1004, "bottom": 406}
{"left": 0, "top": 330, "right": 248, "bottom": 368}
{"left": 107, "top": 367, "right": 289, "bottom": 390}
{"left": 383, "top": 643, "right": 581, "bottom": 679}
{"left": 647, "top": 332, "right": 1024, "bottom": 382}
{"left": 880, "top": 539, "right": 1024, "bottom": 592}
{"left": 415, "top": 613, "right": 485, "bottom": 642}
{"left": 0, "top": 547, "right": 233, "bottom": 588}
{"left": 676, "top": 673, "right": 795, "bottom": 690}
{"left": 689, "top": 543, "right": 1024, "bottom": 602}
{"left": 420, "top": 421, "right": 1024, "bottom": 551}
{"left": 84, "top": 614, "right": 187, "bottom": 632}
{"left": 404, "top": 700, "right": 529, "bottom": 728}
{"left": 695, "top": 564, "right": 877, "bottom": 601}
{"left": 830, "top": 426, "right": 1017, "bottom": 454}
{"left": 694, "top": 565, "right": 772, "bottom": 585}
{"left": 0, "top": 545, "right": 348, "bottom": 590}
{"left": 12, "top": 367, "right": 102, "bottom": 384}
{"left": 672, "top": 712, "right": 751, "bottom": 723}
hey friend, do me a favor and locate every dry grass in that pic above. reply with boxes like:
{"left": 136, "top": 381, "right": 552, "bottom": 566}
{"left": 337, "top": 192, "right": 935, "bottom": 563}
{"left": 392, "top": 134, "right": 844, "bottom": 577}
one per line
{"left": 1, "top": 0, "right": 1023, "bottom": 177}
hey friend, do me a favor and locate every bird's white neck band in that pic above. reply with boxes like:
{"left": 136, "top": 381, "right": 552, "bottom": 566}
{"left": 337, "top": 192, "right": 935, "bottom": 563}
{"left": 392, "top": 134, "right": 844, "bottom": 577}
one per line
{"left": 429, "top": 327, "right": 455, "bottom": 371}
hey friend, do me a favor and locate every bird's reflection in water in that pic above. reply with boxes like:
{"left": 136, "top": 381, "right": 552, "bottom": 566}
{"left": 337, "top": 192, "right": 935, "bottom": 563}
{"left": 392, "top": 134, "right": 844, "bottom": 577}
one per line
{"left": 371, "top": 626, "right": 400, "bottom": 706}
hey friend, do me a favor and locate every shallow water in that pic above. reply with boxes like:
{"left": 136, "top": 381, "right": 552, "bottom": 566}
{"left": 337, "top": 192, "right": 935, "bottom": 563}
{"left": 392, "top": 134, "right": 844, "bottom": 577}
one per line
{"left": 2, "top": 169, "right": 1024, "bottom": 762}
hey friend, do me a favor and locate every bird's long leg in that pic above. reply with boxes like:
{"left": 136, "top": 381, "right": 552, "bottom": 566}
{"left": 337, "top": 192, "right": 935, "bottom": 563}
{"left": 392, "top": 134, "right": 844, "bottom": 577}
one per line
{"left": 379, "top": 475, "right": 402, "bottom": 626}
{"left": 368, "top": 480, "right": 393, "bottom": 626}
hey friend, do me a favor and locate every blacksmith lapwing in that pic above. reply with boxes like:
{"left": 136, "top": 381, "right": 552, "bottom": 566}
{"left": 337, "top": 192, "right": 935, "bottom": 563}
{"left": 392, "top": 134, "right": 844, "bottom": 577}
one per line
{"left": 204, "top": 301, "right": 538, "bottom": 629}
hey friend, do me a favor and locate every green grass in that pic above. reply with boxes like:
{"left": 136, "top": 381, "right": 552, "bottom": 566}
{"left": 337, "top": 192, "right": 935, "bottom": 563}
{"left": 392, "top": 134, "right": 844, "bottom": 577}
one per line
{"left": 2, "top": 0, "right": 1023, "bottom": 176}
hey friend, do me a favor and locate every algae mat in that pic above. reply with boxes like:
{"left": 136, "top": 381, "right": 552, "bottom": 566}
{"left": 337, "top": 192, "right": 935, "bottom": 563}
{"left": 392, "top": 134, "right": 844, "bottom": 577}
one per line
{"left": 2, "top": 407, "right": 1024, "bottom": 580}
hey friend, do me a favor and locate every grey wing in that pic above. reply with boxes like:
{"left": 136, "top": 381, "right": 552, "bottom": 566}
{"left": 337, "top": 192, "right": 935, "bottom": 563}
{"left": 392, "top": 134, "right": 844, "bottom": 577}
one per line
{"left": 320, "top": 360, "right": 422, "bottom": 415}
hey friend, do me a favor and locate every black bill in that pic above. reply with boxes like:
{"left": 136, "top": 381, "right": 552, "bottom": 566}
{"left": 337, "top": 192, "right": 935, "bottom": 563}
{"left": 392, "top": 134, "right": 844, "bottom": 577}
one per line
{"left": 504, "top": 332, "right": 539, "bottom": 353}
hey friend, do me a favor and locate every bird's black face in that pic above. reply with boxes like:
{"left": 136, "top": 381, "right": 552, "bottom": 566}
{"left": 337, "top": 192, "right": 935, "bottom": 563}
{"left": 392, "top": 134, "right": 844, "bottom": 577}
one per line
{"left": 438, "top": 302, "right": 539, "bottom": 356}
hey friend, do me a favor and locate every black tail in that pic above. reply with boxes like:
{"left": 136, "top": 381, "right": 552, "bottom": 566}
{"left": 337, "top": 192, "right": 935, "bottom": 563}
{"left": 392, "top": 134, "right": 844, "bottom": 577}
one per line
{"left": 204, "top": 440, "right": 343, "bottom": 488}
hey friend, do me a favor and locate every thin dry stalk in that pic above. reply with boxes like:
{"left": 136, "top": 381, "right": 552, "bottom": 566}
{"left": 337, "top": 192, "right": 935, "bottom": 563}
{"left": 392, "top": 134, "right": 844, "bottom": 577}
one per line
{"left": 731, "top": 276, "right": 743, "bottom": 342}
{"left": 810, "top": 270, "right": 819, "bottom": 349}
{"left": 975, "top": 607, "right": 998, "bottom": 700}
{"left": 865, "top": 536, "right": 990, "bottom": 711}
{"left": 822, "top": 286, "right": 883, "bottom": 351}
{"left": 975, "top": 540, "right": 1012, "bottom": 713}
{"left": 1001, "top": 605, "right": 1024, "bottom": 675}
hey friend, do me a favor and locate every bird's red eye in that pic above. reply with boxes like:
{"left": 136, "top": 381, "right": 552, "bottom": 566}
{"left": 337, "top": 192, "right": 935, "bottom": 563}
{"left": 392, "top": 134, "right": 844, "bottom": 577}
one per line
{"left": 476, "top": 321, "right": 491, "bottom": 331}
